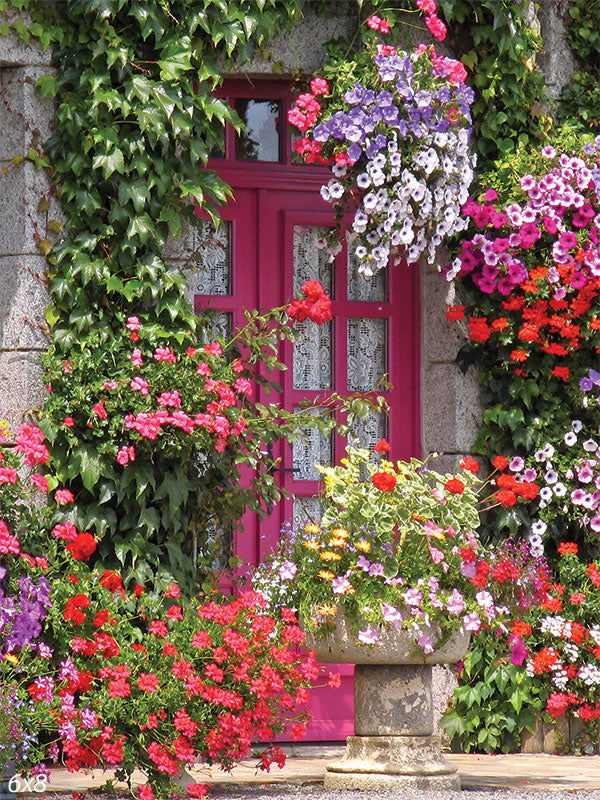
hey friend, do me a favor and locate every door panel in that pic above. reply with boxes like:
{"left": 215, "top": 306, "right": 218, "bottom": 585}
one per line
{"left": 194, "top": 180, "right": 420, "bottom": 741}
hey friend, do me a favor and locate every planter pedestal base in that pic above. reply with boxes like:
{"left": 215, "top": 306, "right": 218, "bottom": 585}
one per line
{"left": 324, "top": 734, "right": 460, "bottom": 792}
{"left": 324, "top": 664, "right": 460, "bottom": 792}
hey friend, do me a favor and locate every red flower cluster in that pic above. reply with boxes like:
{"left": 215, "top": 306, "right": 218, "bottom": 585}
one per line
{"left": 493, "top": 469, "right": 538, "bottom": 508}
{"left": 371, "top": 471, "right": 397, "bottom": 492}
{"left": 29, "top": 578, "right": 316, "bottom": 795}
{"left": 285, "top": 281, "right": 332, "bottom": 325}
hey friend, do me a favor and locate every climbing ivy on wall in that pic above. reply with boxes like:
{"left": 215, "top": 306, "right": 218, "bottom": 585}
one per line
{"left": 0, "top": 0, "right": 308, "bottom": 588}
{"left": 558, "top": 0, "right": 600, "bottom": 131}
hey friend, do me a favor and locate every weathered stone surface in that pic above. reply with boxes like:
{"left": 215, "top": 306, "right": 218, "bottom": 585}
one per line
{"left": 543, "top": 715, "right": 569, "bottom": 754}
{"left": 324, "top": 734, "right": 461, "bottom": 791}
{"left": 0, "top": 162, "right": 57, "bottom": 256}
{"left": 432, "top": 663, "right": 458, "bottom": 736}
{"left": 536, "top": 2, "right": 575, "bottom": 101}
{"left": 521, "top": 718, "right": 544, "bottom": 754}
{"left": 0, "top": 12, "right": 52, "bottom": 67}
{"left": 0, "top": 66, "right": 55, "bottom": 161}
{"left": 354, "top": 664, "right": 433, "bottom": 736}
{"left": 304, "top": 613, "right": 470, "bottom": 665}
{"left": 420, "top": 362, "right": 481, "bottom": 454}
{"left": 0, "top": 255, "right": 49, "bottom": 349}
{"left": 162, "top": 219, "right": 198, "bottom": 262}
{"left": 0, "top": 349, "right": 45, "bottom": 427}
{"left": 323, "top": 770, "right": 461, "bottom": 791}
{"left": 420, "top": 262, "right": 468, "bottom": 363}
{"left": 237, "top": 8, "right": 356, "bottom": 76}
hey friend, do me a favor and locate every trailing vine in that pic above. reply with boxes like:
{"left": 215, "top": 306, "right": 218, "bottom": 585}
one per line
{"left": 557, "top": 0, "right": 600, "bottom": 132}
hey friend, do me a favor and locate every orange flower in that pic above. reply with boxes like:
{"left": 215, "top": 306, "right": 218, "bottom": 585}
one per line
{"left": 319, "top": 551, "right": 341, "bottom": 562}
{"left": 304, "top": 523, "right": 321, "bottom": 534}
{"left": 355, "top": 540, "right": 371, "bottom": 552}
{"left": 531, "top": 647, "right": 560, "bottom": 674}
{"left": 510, "top": 349, "right": 528, "bottom": 362}
{"left": 317, "top": 604, "right": 337, "bottom": 616}
{"left": 511, "top": 621, "right": 532, "bottom": 637}
{"left": 558, "top": 541, "right": 578, "bottom": 555}
{"left": 318, "top": 570, "right": 335, "bottom": 581}
{"left": 303, "top": 540, "right": 320, "bottom": 551}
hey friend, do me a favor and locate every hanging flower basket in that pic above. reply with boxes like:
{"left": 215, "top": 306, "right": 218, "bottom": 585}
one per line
{"left": 289, "top": 20, "right": 476, "bottom": 275}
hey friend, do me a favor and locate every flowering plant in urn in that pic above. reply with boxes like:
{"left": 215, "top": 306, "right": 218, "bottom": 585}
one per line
{"left": 256, "top": 444, "right": 537, "bottom": 656}
{"left": 288, "top": 8, "right": 475, "bottom": 275}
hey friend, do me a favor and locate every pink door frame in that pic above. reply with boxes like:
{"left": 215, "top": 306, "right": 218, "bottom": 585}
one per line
{"left": 194, "top": 79, "right": 421, "bottom": 739}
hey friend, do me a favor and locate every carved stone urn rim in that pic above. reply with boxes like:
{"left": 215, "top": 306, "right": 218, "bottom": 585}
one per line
{"left": 302, "top": 612, "right": 470, "bottom": 665}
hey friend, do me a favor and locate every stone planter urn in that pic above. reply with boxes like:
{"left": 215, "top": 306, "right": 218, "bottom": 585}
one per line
{"left": 305, "top": 615, "right": 470, "bottom": 792}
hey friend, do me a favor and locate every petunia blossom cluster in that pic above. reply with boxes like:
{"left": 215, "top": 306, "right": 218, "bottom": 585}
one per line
{"left": 444, "top": 139, "right": 600, "bottom": 385}
{"left": 289, "top": 14, "right": 474, "bottom": 275}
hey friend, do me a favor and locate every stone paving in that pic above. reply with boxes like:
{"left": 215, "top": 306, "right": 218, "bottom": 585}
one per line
{"left": 38, "top": 746, "right": 600, "bottom": 795}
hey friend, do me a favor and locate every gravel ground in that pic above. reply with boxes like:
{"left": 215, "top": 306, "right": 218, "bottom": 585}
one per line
{"left": 40, "top": 793, "right": 600, "bottom": 800}
{"left": 200, "top": 788, "right": 600, "bottom": 800}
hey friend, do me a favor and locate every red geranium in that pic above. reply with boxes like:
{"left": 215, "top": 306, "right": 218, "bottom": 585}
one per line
{"left": 492, "top": 455, "right": 509, "bottom": 470}
{"left": 558, "top": 541, "right": 578, "bottom": 555}
{"left": 444, "top": 478, "right": 465, "bottom": 494}
{"left": 374, "top": 438, "right": 392, "bottom": 453}
{"left": 371, "top": 472, "right": 397, "bottom": 492}
{"left": 459, "top": 456, "right": 479, "bottom": 473}
{"left": 99, "top": 570, "right": 123, "bottom": 592}
{"left": 66, "top": 532, "right": 97, "bottom": 562}
{"left": 64, "top": 594, "right": 91, "bottom": 625}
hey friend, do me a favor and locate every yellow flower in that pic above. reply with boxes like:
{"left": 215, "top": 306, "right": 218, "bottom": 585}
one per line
{"left": 328, "top": 537, "right": 347, "bottom": 548}
{"left": 3, "top": 653, "right": 18, "bottom": 664}
{"left": 355, "top": 539, "right": 371, "bottom": 552}
{"left": 320, "top": 550, "right": 342, "bottom": 561}
{"left": 304, "top": 523, "right": 321, "bottom": 535}
{"left": 331, "top": 528, "right": 349, "bottom": 538}
{"left": 318, "top": 570, "right": 335, "bottom": 581}
{"left": 317, "top": 604, "right": 337, "bottom": 616}
{"left": 303, "top": 540, "right": 320, "bottom": 550}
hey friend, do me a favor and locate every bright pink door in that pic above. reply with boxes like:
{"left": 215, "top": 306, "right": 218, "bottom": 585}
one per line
{"left": 194, "top": 81, "right": 421, "bottom": 740}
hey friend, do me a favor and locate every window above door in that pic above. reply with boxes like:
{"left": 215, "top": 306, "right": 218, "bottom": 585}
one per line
{"left": 209, "top": 79, "right": 326, "bottom": 185}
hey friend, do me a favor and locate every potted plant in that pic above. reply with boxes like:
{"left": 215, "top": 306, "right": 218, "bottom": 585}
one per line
{"left": 256, "top": 443, "right": 536, "bottom": 790}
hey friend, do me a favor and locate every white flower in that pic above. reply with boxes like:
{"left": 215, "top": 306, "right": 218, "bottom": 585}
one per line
{"left": 531, "top": 520, "right": 547, "bottom": 536}
{"left": 553, "top": 482, "right": 567, "bottom": 497}
{"left": 564, "top": 432, "right": 577, "bottom": 446}
{"left": 583, "top": 439, "right": 598, "bottom": 452}
{"left": 543, "top": 443, "right": 555, "bottom": 459}
{"left": 356, "top": 173, "right": 371, "bottom": 189}
{"left": 572, "top": 419, "right": 583, "bottom": 433}
{"left": 540, "top": 487, "right": 553, "bottom": 502}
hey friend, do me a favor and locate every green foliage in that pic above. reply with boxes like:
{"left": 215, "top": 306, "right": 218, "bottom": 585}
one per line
{"left": 441, "top": 630, "right": 543, "bottom": 753}
{"left": 3, "top": 0, "right": 306, "bottom": 590}
{"left": 558, "top": 2, "right": 600, "bottom": 132}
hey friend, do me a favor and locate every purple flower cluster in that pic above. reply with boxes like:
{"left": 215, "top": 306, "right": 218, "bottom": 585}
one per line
{"left": 312, "top": 45, "right": 475, "bottom": 274}
{"left": 0, "top": 570, "right": 52, "bottom": 653}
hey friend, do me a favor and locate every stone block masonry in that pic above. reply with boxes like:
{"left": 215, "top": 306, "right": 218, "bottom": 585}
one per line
{"left": 0, "top": 16, "right": 55, "bottom": 428}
